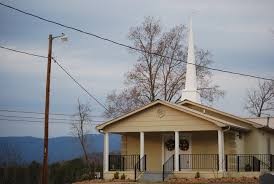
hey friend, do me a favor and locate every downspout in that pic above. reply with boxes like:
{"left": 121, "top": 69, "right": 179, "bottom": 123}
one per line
{"left": 223, "top": 126, "right": 231, "bottom": 132}
{"left": 220, "top": 126, "right": 230, "bottom": 172}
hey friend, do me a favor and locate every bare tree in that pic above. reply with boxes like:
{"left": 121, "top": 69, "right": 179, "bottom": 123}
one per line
{"left": 105, "top": 17, "right": 224, "bottom": 118}
{"left": 71, "top": 99, "right": 92, "bottom": 177}
{"left": 244, "top": 80, "right": 274, "bottom": 117}
{"left": 104, "top": 87, "right": 147, "bottom": 118}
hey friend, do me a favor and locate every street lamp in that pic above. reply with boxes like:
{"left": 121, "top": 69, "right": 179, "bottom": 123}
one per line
{"left": 42, "top": 33, "right": 67, "bottom": 184}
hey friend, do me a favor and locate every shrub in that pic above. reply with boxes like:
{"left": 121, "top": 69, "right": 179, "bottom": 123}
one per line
{"left": 114, "top": 172, "right": 119, "bottom": 179}
{"left": 80, "top": 173, "right": 90, "bottom": 181}
{"left": 195, "top": 171, "right": 200, "bottom": 178}
{"left": 120, "top": 173, "right": 126, "bottom": 180}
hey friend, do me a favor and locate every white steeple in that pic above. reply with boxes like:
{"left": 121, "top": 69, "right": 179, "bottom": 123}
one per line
{"left": 181, "top": 18, "right": 201, "bottom": 103}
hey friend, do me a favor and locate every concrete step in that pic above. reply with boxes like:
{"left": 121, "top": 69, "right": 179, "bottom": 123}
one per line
{"left": 140, "top": 171, "right": 164, "bottom": 182}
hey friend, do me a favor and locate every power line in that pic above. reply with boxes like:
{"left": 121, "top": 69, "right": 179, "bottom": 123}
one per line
{"left": 0, "top": 138, "right": 102, "bottom": 144}
{"left": 0, "top": 118, "right": 102, "bottom": 125}
{"left": 0, "top": 109, "right": 104, "bottom": 118}
{"left": 0, "top": 3, "right": 134, "bottom": 50}
{"left": 0, "top": 114, "right": 105, "bottom": 122}
{"left": 0, "top": 46, "right": 110, "bottom": 113}
{"left": 0, "top": 2, "right": 273, "bottom": 82}
{"left": 52, "top": 58, "right": 109, "bottom": 111}
{"left": 0, "top": 118, "right": 70, "bottom": 124}
{"left": 0, "top": 45, "right": 47, "bottom": 59}
{"left": 0, "top": 114, "right": 72, "bottom": 121}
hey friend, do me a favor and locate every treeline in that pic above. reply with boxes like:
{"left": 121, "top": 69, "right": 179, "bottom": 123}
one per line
{"left": 0, "top": 155, "right": 103, "bottom": 184}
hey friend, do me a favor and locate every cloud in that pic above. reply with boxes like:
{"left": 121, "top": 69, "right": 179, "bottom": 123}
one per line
{"left": 1, "top": 0, "right": 274, "bottom": 137}
{"left": 210, "top": 71, "right": 258, "bottom": 116}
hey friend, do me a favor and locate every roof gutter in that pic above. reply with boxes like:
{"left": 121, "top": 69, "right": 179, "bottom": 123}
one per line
{"left": 260, "top": 116, "right": 274, "bottom": 133}
{"left": 223, "top": 126, "right": 231, "bottom": 132}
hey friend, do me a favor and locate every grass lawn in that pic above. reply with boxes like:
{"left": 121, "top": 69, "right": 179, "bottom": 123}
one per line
{"left": 74, "top": 177, "right": 259, "bottom": 184}
{"left": 167, "top": 177, "right": 259, "bottom": 184}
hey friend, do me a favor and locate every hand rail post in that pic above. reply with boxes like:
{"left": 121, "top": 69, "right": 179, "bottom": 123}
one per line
{"left": 173, "top": 154, "right": 175, "bottom": 171}
{"left": 134, "top": 164, "right": 137, "bottom": 181}
{"left": 217, "top": 154, "right": 219, "bottom": 171}
{"left": 122, "top": 156, "right": 125, "bottom": 171}
{"left": 119, "top": 155, "right": 121, "bottom": 171}
{"left": 225, "top": 155, "right": 228, "bottom": 171}
{"left": 108, "top": 155, "right": 110, "bottom": 171}
{"left": 145, "top": 155, "right": 147, "bottom": 171}
{"left": 162, "top": 164, "right": 164, "bottom": 181}
{"left": 179, "top": 154, "right": 181, "bottom": 171}
{"left": 138, "top": 155, "right": 141, "bottom": 171}
{"left": 270, "top": 154, "right": 273, "bottom": 171}
{"left": 237, "top": 156, "right": 240, "bottom": 172}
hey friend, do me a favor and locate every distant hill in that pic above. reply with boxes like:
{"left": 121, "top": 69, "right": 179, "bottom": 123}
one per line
{"left": 0, "top": 134, "right": 120, "bottom": 164}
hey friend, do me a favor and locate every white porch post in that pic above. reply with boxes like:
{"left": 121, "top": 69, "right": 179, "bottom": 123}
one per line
{"left": 104, "top": 132, "right": 109, "bottom": 172}
{"left": 218, "top": 129, "right": 225, "bottom": 172}
{"left": 140, "top": 132, "right": 144, "bottom": 170}
{"left": 140, "top": 132, "right": 144, "bottom": 158}
{"left": 175, "top": 131, "right": 179, "bottom": 172}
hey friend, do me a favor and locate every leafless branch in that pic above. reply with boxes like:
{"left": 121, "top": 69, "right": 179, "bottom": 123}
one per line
{"left": 244, "top": 80, "right": 274, "bottom": 117}
{"left": 104, "top": 16, "right": 224, "bottom": 117}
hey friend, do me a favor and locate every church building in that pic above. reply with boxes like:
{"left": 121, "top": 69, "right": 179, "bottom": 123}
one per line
{"left": 96, "top": 20, "right": 274, "bottom": 181}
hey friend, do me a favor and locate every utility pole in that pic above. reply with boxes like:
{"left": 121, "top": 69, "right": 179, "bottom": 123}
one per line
{"left": 42, "top": 34, "right": 52, "bottom": 184}
{"left": 42, "top": 33, "right": 67, "bottom": 184}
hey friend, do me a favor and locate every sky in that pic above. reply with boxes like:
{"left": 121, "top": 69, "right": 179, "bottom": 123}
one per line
{"left": 0, "top": 0, "right": 274, "bottom": 137}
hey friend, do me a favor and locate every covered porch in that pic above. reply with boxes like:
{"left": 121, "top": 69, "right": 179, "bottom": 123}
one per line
{"left": 104, "top": 131, "right": 274, "bottom": 181}
{"left": 103, "top": 130, "right": 225, "bottom": 180}
{"left": 106, "top": 130, "right": 226, "bottom": 172}
{"left": 96, "top": 100, "right": 267, "bottom": 180}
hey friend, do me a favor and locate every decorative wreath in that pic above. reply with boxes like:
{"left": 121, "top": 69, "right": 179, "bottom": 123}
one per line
{"left": 165, "top": 139, "right": 175, "bottom": 151}
{"left": 179, "top": 139, "right": 189, "bottom": 151}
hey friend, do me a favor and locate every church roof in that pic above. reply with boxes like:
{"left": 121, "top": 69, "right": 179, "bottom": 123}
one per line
{"left": 178, "top": 99, "right": 263, "bottom": 128}
{"left": 96, "top": 99, "right": 251, "bottom": 132}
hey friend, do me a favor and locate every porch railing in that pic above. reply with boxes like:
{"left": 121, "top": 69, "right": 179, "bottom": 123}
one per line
{"left": 179, "top": 154, "right": 219, "bottom": 171}
{"left": 134, "top": 155, "right": 146, "bottom": 181}
{"left": 162, "top": 154, "right": 174, "bottom": 181}
{"left": 177, "top": 154, "right": 274, "bottom": 172}
{"left": 226, "top": 154, "right": 273, "bottom": 172}
{"left": 109, "top": 154, "right": 139, "bottom": 171}
{"left": 109, "top": 154, "right": 274, "bottom": 175}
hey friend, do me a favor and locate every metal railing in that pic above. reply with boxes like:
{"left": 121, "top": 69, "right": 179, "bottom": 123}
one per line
{"left": 162, "top": 154, "right": 174, "bottom": 181}
{"left": 177, "top": 154, "right": 274, "bottom": 172}
{"left": 225, "top": 154, "right": 273, "bottom": 172}
{"left": 179, "top": 154, "right": 219, "bottom": 171}
{"left": 109, "top": 154, "right": 274, "bottom": 175}
{"left": 109, "top": 154, "right": 139, "bottom": 171}
{"left": 134, "top": 155, "right": 146, "bottom": 181}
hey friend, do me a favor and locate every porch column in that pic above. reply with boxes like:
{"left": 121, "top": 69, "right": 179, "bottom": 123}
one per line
{"left": 218, "top": 129, "right": 225, "bottom": 172}
{"left": 104, "top": 132, "right": 109, "bottom": 172}
{"left": 175, "top": 131, "right": 179, "bottom": 172}
{"left": 140, "top": 132, "right": 144, "bottom": 170}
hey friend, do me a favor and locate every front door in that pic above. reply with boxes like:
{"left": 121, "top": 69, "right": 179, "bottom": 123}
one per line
{"left": 163, "top": 134, "right": 175, "bottom": 163}
{"left": 162, "top": 133, "right": 192, "bottom": 169}
{"left": 179, "top": 133, "right": 192, "bottom": 170}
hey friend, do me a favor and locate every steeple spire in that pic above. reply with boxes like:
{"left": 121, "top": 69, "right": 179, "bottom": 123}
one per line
{"left": 181, "top": 18, "right": 201, "bottom": 103}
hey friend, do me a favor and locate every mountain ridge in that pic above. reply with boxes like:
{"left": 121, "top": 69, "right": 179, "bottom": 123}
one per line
{"left": 0, "top": 134, "right": 120, "bottom": 164}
